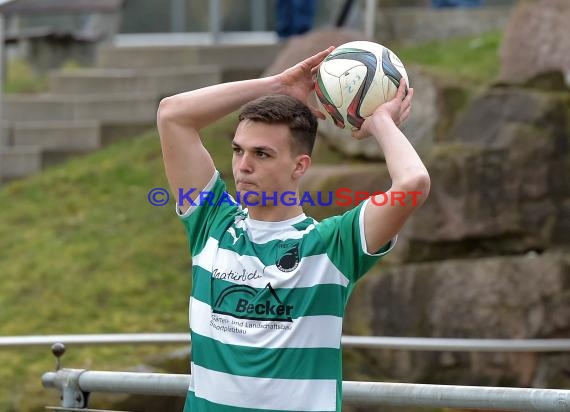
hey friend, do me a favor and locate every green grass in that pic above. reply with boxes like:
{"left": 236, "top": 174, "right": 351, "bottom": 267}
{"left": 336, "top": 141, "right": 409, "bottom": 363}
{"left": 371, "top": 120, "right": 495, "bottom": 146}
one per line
{"left": 60, "top": 58, "right": 86, "bottom": 72}
{"left": 0, "top": 130, "right": 189, "bottom": 411}
{"left": 395, "top": 30, "right": 503, "bottom": 85}
{"left": 4, "top": 58, "right": 87, "bottom": 94}
{"left": 5, "top": 59, "right": 49, "bottom": 94}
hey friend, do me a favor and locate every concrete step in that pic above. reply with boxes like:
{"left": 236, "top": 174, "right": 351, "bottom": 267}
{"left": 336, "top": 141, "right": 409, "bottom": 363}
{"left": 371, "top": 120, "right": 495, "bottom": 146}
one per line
{"left": 97, "top": 43, "right": 283, "bottom": 81}
{"left": 114, "top": 32, "right": 279, "bottom": 47}
{"left": 0, "top": 145, "right": 42, "bottom": 180}
{"left": 48, "top": 66, "right": 221, "bottom": 96}
{"left": 3, "top": 93, "right": 158, "bottom": 123}
{"left": 10, "top": 120, "right": 101, "bottom": 152}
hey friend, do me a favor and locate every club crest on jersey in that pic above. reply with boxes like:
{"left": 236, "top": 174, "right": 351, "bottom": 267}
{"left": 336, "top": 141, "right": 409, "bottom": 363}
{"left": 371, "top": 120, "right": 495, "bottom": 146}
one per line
{"left": 276, "top": 243, "right": 299, "bottom": 272}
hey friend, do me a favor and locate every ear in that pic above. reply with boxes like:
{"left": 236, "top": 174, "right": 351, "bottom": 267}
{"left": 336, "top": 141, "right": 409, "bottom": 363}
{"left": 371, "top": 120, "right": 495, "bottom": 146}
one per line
{"left": 292, "top": 154, "right": 311, "bottom": 180}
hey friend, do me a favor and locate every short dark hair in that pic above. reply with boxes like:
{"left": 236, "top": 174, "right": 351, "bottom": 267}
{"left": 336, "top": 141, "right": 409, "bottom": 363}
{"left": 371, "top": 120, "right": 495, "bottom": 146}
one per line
{"left": 238, "top": 94, "right": 318, "bottom": 156}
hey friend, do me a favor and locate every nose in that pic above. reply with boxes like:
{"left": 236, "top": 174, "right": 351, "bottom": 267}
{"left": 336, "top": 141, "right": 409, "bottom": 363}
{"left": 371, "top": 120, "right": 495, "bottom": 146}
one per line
{"left": 237, "top": 152, "right": 253, "bottom": 173}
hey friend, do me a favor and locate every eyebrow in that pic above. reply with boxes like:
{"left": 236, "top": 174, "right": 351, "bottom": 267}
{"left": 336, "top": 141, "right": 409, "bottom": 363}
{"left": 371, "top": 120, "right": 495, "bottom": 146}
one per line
{"left": 231, "top": 142, "right": 277, "bottom": 154}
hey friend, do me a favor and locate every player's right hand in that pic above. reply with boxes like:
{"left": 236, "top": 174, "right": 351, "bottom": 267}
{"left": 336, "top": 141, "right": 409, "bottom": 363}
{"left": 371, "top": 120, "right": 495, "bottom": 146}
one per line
{"left": 276, "top": 46, "right": 335, "bottom": 120}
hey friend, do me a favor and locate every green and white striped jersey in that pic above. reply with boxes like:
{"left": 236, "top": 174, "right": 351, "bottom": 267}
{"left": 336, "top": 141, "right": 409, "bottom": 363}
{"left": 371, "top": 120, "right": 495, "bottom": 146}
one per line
{"left": 177, "top": 171, "right": 395, "bottom": 412}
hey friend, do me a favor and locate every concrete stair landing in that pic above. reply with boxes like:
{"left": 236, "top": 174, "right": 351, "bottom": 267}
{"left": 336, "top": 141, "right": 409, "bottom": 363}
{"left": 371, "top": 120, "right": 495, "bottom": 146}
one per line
{"left": 1, "top": 38, "right": 281, "bottom": 182}
{"left": 49, "top": 66, "right": 221, "bottom": 96}
{"left": 12, "top": 121, "right": 101, "bottom": 152}
{"left": 3, "top": 93, "right": 158, "bottom": 123}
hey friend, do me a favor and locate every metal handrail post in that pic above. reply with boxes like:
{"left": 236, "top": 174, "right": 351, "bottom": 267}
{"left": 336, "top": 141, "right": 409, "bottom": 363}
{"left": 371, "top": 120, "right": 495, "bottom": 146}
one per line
{"left": 364, "top": 0, "right": 376, "bottom": 39}
{"left": 171, "top": 0, "right": 186, "bottom": 32}
{"left": 51, "top": 369, "right": 88, "bottom": 408}
{"left": 209, "top": 0, "right": 221, "bottom": 44}
{"left": 0, "top": 11, "right": 4, "bottom": 148}
{"left": 251, "top": 0, "right": 266, "bottom": 31}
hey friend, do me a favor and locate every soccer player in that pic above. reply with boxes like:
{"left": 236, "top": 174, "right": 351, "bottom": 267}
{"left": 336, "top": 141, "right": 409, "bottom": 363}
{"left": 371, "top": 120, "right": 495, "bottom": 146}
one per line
{"left": 157, "top": 46, "right": 430, "bottom": 412}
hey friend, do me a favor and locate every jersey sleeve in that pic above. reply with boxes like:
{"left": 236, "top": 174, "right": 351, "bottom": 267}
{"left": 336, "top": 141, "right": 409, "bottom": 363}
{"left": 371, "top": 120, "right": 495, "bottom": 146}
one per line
{"left": 316, "top": 198, "right": 397, "bottom": 284}
{"left": 176, "top": 171, "right": 240, "bottom": 255}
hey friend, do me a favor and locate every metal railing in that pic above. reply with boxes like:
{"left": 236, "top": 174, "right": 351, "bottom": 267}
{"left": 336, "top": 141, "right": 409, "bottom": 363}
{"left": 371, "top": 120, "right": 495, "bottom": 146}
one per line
{"left": 3, "top": 333, "right": 570, "bottom": 351}
{"left": 42, "top": 369, "right": 570, "bottom": 411}
{"left": 32, "top": 334, "right": 570, "bottom": 410}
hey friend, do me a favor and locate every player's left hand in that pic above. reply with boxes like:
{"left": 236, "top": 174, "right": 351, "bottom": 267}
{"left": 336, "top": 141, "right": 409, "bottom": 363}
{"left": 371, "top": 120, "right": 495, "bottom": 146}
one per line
{"left": 378, "top": 78, "right": 413, "bottom": 127}
{"left": 352, "top": 79, "right": 413, "bottom": 140}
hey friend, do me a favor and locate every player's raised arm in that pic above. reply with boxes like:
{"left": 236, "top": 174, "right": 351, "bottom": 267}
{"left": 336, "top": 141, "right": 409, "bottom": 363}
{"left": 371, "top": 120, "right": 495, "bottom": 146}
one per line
{"left": 353, "top": 79, "right": 431, "bottom": 253}
{"left": 156, "top": 46, "right": 333, "bottom": 213}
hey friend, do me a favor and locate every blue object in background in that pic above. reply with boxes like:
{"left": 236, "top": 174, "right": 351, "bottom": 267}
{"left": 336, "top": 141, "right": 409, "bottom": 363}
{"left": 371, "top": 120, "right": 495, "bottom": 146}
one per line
{"left": 276, "top": 0, "right": 317, "bottom": 39}
{"left": 432, "top": 0, "right": 483, "bottom": 7}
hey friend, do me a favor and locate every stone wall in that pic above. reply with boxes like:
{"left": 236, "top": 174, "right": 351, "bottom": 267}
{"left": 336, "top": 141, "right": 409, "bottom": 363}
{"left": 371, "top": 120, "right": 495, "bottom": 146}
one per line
{"left": 344, "top": 252, "right": 570, "bottom": 390}
{"left": 299, "top": 77, "right": 570, "bottom": 407}
{"left": 499, "top": 0, "right": 570, "bottom": 85}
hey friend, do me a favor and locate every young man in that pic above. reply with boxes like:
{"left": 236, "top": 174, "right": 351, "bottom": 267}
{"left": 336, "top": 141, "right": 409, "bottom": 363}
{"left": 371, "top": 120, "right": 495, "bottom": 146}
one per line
{"left": 157, "top": 47, "right": 430, "bottom": 412}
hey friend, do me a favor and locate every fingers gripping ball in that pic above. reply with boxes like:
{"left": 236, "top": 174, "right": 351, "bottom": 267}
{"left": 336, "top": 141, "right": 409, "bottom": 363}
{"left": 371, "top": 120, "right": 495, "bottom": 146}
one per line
{"left": 315, "top": 41, "right": 409, "bottom": 130}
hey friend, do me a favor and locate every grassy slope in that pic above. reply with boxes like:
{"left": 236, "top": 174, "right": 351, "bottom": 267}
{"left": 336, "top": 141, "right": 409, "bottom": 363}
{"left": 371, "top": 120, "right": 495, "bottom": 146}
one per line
{"left": 395, "top": 31, "right": 502, "bottom": 85}
{"left": 0, "top": 129, "right": 190, "bottom": 411}
{"left": 0, "top": 31, "right": 501, "bottom": 411}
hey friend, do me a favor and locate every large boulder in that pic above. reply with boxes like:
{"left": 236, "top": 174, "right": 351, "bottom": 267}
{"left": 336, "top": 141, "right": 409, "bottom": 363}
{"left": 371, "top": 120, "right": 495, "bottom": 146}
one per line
{"left": 299, "top": 76, "right": 570, "bottom": 411}
{"left": 344, "top": 252, "right": 570, "bottom": 388}
{"left": 390, "top": 82, "right": 570, "bottom": 262}
{"left": 263, "top": 28, "right": 370, "bottom": 77}
{"left": 300, "top": 163, "right": 391, "bottom": 221}
{"left": 301, "top": 99, "right": 570, "bottom": 262}
{"left": 263, "top": 29, "right": 448, "bottom": 160}
{"left": 316, "top": 66, "right": 472, "bottom": 159}
{"left": 500, "top": 0, "right": 570, "bottom": 85}
{"left": 316, "top": 65, "right": 439, "bottom": 160}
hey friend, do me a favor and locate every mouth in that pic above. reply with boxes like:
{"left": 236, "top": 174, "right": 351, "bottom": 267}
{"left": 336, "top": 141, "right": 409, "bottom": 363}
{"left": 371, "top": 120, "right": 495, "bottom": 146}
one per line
{"left": 236, "top": 180, "right": 255, "bottom": 187}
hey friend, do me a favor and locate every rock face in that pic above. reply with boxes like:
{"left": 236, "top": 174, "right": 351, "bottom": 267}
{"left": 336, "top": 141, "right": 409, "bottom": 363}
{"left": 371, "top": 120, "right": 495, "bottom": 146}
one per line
{"left": 294, "top": 15, "right": 570, "bottom": 408}
{"left": 500, "top": 0, "right": 570, "bottom": 85}
{"left": 302, "top": 81, "right": 570, "bottom": 263}
{"left": 386, "top": 78, "right": 570, "bottom": 264}
{"left": 344, "top": 252, "right": 570, "bottom": 388}
{"left": 298, "top": 78, "right": 570, "bottom": 410}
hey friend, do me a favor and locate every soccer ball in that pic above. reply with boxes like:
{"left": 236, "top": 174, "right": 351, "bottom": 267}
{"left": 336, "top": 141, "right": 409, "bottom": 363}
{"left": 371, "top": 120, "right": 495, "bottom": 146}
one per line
{"left": 315, "top": 41, "right": 409, "bottom": 130}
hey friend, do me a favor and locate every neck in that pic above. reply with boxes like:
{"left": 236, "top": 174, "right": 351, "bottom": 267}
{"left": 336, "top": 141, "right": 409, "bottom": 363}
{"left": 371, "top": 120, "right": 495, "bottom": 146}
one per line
{"left": 247, "top": 204, "right": 304, "bottom": 222}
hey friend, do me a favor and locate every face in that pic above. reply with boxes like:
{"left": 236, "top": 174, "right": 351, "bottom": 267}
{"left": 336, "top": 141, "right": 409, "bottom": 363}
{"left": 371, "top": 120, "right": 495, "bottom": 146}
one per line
{"left": 232, "top": 120, "right": 309, "bottom": 197}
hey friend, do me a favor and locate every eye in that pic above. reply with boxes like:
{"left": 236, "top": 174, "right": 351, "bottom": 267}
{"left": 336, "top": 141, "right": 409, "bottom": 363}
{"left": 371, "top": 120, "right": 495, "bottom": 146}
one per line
{"left": 232, "top": 147, "right": 243, "bottom": 155}
{"left": 256, "top": 151, "right": 268, "bottom": 158}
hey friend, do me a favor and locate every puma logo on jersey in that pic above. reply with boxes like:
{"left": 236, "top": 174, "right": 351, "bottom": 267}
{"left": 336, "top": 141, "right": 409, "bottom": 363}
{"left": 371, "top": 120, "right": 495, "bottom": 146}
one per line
{"left": 227, "top": 227, "right": 243, "bottom": 245}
